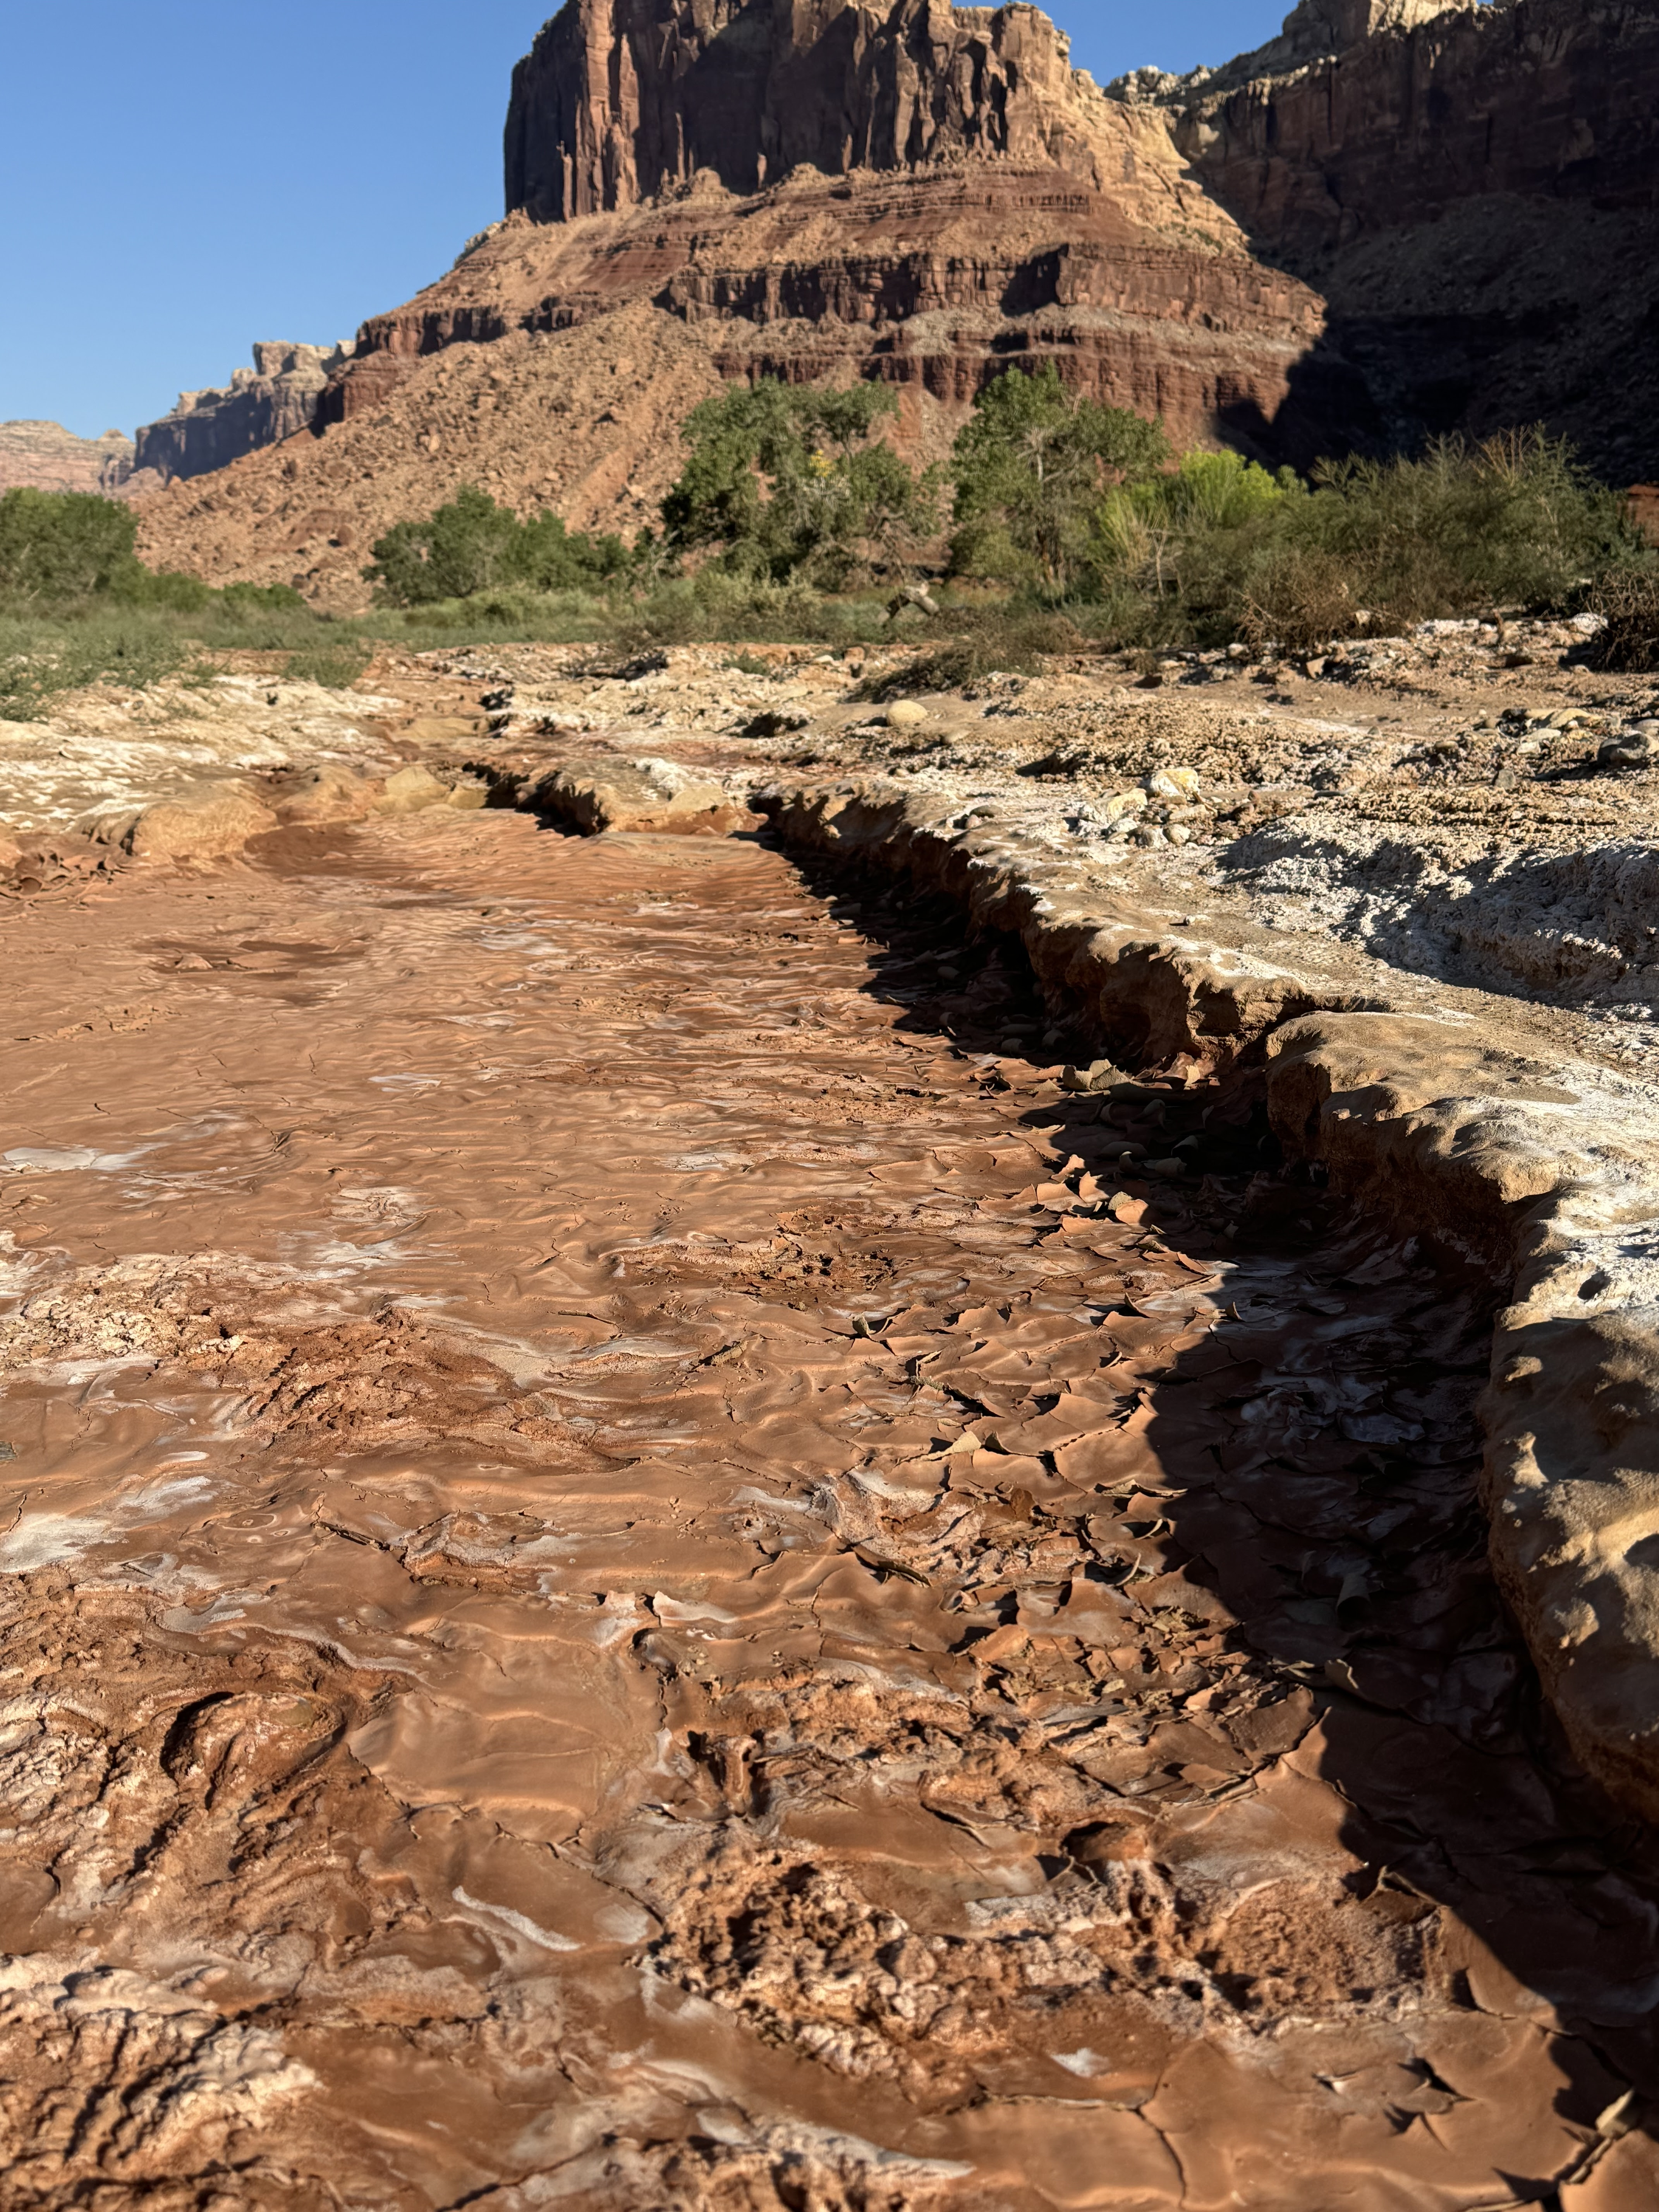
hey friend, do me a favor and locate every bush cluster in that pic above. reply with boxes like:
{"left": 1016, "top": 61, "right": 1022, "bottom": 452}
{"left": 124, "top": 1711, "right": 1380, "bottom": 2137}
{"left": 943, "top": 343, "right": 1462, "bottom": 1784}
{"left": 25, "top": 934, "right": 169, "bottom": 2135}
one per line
{"left": 365, "top": 485, "right": 628, "bottom": 605}
{"left": 7, "top": 363, "right": 1657, "bottom": 721}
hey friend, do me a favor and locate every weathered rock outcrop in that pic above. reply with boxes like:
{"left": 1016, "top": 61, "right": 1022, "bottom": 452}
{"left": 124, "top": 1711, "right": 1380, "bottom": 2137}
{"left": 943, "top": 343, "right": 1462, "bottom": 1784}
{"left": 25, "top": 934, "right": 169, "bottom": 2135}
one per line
{"left": 0, "top": 421, "right": 136, "bottom": 498}
{"left": 505, "top": 0, "right": 1113, "bottom": 220}
{"left": 1159, "top": 0, "right": 1659, "bottom": 474}
{"left": 133, "top": 342, "right": 358, "bottom": 484}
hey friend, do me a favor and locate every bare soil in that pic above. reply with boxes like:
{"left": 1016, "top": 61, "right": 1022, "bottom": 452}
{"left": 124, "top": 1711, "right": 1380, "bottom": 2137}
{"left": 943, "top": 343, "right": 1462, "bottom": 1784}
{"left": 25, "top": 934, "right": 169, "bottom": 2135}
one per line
{"left": 2, "top": 798, "right": 1657, "bottom": 2206}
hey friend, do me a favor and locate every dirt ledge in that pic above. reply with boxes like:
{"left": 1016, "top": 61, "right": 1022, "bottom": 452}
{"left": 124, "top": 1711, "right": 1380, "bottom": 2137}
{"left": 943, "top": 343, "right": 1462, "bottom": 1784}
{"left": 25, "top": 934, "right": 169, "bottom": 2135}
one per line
{"left": 763, "top": 776, "right": 1659, "bottom": 1821}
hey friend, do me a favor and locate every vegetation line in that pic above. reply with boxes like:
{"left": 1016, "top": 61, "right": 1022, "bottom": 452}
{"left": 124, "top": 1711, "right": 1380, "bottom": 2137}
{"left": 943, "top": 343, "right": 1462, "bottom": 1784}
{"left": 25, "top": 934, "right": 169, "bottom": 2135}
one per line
{"left": 3, "top": 366, "right": 1656, "bottom": 716}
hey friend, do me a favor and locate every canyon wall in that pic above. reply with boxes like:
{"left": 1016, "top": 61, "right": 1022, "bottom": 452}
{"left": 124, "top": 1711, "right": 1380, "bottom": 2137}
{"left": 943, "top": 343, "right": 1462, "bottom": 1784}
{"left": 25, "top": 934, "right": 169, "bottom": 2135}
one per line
{"left": 133, "top": 341, "right": 357, "bottom": 484}
{"left": 504, "top": 0, "right": 1111, "bottom": 220}
{"left": 1161, "top": 0, "right": 1659, "bottom": 476}
{"left": 133, "top": 0, "right": 1659, "bottom": 599}
{"left": 1176, "top": 0, "right": 1659, "bottom": 257}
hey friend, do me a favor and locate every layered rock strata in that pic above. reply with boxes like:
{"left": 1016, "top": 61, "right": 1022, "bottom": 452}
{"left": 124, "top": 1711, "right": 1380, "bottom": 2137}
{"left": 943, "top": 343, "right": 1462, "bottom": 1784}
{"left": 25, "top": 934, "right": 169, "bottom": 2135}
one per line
{"left": 0, "top": 420, "right": 136, "bottom": 498}
{"left": 504, "top": 0, "right": 1117, "bottom": 219}
{"left": 136, "top": 120, "right": 1324, "bottom": 600}
{"left": 133, "top": 341, "right": 357, "bottom": 484}
{"left": 134, "top": 0, "right": 1659, "bottom": 595}
{"left": 1160, "top": 0, "right": 1659, "bottom": 475}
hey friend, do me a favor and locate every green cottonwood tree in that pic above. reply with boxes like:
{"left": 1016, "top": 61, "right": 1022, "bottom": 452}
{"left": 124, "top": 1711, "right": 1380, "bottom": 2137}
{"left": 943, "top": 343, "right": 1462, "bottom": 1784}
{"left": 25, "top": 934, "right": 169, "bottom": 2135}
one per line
{"left": 949, "top": 364, "right": 1168, "bottom": 592}
{"left": 661, "top": 380, "right": 938, "bottom": 586}
{"left": 366, "top": 486, "right": 628, "bottom": 605}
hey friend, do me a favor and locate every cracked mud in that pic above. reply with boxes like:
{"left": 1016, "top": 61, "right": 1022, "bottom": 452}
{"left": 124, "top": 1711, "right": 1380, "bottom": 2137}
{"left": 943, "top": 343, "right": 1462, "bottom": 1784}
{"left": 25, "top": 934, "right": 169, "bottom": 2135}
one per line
{"left": 1, "top": 805, "right": 1657, "bottom": 2209}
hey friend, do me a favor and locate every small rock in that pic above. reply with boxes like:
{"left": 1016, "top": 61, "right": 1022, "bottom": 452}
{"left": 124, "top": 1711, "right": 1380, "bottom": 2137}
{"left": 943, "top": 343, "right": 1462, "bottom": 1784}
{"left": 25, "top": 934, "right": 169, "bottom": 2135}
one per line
{"left": 885, "top": 701, "right": 928, "bottom": 731}
{"left": 92, "top": 783, "right": 280, "bottom": 861}
{"left": 274, "top": 765, "right": 380, "bottom": 825}
{"left": 1147, "top": 768, "right": 1200, "bottom": 801}
{"left": 1599, "top": 737, "right": 1650, "bottom": 770}
{"left": 377, "top": 765, "right": 453, "bottom": 815}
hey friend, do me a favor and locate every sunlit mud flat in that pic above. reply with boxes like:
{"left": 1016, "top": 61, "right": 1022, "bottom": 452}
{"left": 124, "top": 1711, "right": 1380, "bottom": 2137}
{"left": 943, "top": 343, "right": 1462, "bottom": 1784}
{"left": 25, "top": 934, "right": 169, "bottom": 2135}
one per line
{"left": 0, "top": 806, "right": 1657, "bottom": 2211}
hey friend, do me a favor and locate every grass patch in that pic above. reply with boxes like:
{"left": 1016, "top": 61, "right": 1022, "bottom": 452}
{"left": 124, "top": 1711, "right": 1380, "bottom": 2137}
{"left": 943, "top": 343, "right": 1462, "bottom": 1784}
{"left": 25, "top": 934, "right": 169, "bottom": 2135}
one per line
{"left": 854, "top": 609, "right": 1087, "bottom": 699}
{"left": 0, "top": 609, "right": 192, "bottom": 720}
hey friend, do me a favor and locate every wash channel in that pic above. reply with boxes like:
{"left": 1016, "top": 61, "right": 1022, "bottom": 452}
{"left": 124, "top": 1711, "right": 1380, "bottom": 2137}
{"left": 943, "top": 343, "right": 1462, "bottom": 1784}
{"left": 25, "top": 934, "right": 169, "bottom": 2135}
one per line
{"left": 0, "top": 802, "right": 1655, "bottom": 2210}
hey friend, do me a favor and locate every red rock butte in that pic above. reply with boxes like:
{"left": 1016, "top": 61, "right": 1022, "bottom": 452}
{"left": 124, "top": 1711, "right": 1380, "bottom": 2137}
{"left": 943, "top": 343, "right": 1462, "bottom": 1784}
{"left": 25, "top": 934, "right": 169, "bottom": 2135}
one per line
{"left": 133, "top": 0, "right": 1659, "bottom": 605}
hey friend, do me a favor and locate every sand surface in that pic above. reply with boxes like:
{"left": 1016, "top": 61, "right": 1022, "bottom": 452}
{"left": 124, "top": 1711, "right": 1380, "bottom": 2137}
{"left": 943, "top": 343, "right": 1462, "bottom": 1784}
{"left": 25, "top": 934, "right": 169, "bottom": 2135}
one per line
{"left": 0, "top": 804, "right": 1656, "bottom": 2205}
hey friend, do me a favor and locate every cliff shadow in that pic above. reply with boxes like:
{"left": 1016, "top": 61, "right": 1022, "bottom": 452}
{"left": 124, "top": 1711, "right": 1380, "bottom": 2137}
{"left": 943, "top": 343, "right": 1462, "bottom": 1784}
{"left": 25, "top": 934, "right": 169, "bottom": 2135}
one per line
{"left": 782, "top": 843, "right": 1659, "bottom": 2197}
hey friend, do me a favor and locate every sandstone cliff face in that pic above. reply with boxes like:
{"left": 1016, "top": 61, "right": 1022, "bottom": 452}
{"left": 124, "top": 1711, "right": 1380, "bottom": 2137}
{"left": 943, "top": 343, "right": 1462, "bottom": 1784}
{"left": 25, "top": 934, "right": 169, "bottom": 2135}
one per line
{"left": 134, "top": 0, "right": 1659, "bottom": 599}
{"left": 1178, "top": 0, "right": 1659, "bottom": 256}
{"left": 138, "top": 0, "right": 1333, "bottom": 607}
{"left": 504, "top": 0, "right": 1110, "bottom": 220}
{"left": 133, "top": 342, "right": 357, "bottom": 484}
{"left": 0, "top": 421, "right": 136, "bottom": 498}
{"left": 1165, "top": 0, "right": 1659, "bottom": 476}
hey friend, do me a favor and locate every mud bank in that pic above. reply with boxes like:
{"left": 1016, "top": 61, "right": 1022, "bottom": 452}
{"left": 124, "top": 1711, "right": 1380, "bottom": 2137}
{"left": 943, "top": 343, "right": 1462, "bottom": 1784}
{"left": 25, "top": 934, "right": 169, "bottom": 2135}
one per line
{"left": 3, "top": 807, "right": 1659, "bottom": 2204}
{"left": 761, "top": 780, "right": 1659, "bottom": 1831}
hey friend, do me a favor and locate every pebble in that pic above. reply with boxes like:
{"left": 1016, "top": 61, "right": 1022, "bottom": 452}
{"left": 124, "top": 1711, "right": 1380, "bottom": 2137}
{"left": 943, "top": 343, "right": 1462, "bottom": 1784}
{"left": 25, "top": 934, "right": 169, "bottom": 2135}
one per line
{"left": 885, "top": 701, "right": 928, "bottom": 731}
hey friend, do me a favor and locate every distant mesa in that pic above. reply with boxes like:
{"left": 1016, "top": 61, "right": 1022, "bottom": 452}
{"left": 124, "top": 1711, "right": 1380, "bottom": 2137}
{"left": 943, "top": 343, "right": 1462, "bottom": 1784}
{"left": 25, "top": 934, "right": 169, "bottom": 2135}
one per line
{"left": 113, "top": 0, "right": 1659, "bottom": 606}
{"left": 132, "top": 341, "right": 359, "bottom": 485}
{"left": 0, "top": 342, "right": 359, "bottom": 505}
{"left": 0, "top": 420, "right": 137, "bottom": 499}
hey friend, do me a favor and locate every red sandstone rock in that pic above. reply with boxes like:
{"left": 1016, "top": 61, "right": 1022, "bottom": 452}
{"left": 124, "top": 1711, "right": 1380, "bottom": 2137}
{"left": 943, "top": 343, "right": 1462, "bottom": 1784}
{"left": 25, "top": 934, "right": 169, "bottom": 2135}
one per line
{"left": 134, "top": 0, "right": 1659, "bottom": 599}
{"left": 134, "top": 342, "right": 359, "bottom": 484}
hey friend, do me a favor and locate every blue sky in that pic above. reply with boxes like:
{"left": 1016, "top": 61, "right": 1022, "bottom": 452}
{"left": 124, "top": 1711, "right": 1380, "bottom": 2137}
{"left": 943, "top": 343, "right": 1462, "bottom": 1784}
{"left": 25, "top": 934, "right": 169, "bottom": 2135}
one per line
{"left": 0, "top": 1, "right": 1287, "bottom": 439}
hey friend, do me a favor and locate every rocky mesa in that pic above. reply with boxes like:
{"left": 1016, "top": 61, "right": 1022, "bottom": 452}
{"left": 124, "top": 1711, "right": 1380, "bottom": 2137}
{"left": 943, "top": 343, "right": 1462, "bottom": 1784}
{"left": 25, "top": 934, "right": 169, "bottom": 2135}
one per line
{"left": 0, "top": 420, "right": 136, "bottom": 498}
{"left": 132, "top": 0, "right": 1659, "bottom": 606}
{"left": 130, "top": 0, "right": 1330, "bottom": 604}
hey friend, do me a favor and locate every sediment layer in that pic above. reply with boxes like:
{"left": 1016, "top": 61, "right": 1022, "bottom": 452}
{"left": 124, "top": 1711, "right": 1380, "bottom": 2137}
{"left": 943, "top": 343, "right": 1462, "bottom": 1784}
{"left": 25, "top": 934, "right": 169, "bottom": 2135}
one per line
{"left": 3, "top": 795, "right": 1659, "bottom": 2202}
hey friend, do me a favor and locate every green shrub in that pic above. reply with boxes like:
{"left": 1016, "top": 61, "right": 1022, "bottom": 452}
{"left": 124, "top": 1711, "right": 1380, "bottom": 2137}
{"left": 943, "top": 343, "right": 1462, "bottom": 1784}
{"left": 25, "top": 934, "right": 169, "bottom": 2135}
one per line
{"left": 0, "top": 489, "right": 138, "bottom": 602}
{"left": 366, "top": 486, "right": 633, "bottom": 606}
{"left": 1083, "top": 429, "right": 1640, "bottom": 651}
{"left": 661, "top": 380, "right": 939, "bottom": 587}
{"left": 949, "top": 366, "right": 1168, "bottom": 592}
{"left": 108, "top": 559, "right": 216, "bottom": 612}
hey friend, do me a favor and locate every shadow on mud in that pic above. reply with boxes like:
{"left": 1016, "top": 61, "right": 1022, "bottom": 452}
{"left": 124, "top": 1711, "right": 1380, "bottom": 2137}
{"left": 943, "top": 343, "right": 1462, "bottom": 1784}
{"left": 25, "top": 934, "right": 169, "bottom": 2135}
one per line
{"left": 789, "top": 842, "right": 1659, "bottom": 2201}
